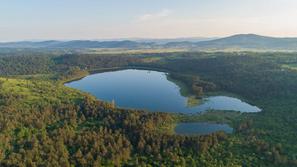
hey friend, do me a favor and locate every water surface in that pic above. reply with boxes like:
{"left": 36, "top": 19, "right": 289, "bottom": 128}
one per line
{"left": 65, "top": 69, "right": 261, "bottom": 113}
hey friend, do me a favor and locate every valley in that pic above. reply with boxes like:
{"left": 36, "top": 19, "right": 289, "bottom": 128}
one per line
{"left": 0, "top": 49, "right": 297, "bottom": 166}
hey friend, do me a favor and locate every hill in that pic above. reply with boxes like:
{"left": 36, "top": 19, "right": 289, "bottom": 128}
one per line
{"left": 168, "top": 34, "right": 297, "bottom": 51}
{"left": 1, "top": 34, "right": 297, "bottom": 51}
{"left": 0, "top": 40, "right": 154, "bottom": 49}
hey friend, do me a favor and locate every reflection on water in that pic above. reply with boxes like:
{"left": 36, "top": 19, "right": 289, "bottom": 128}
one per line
{"left": 65, "top": 69, "right": 261, "bottom": 113}
{"left": 195, "top": 96, "right": 261, "bottom": 113}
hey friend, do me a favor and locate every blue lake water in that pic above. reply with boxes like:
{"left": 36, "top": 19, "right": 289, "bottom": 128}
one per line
{"left": 65, "top": 69, "right": 261, "bottom": 113}
{"left": 175, "top": 122, "right": 233, "bottom": 135}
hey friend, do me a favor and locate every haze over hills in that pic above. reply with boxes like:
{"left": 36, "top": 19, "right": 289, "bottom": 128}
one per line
{"left": 1, "top": 34, "right": 297, "bottom": 51}
{"left": 0, "top": 40, "right": 153, "bottom": 49}
{"left": 165, "top": 34, "right": 297, "bottom": 51}
{"left": 132, "top": 37, "right": 218, "bottom": 44}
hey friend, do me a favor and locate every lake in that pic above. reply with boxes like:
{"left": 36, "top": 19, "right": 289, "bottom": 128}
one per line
{"left": 65, "top": 69, "right": 261, "bottom": 113}
{"left": 175, "top": 122, "right": 233, "bottom": 135}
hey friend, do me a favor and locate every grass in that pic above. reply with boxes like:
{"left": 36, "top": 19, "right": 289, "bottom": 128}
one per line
{"left": 174, "top": 110, "right": 244, "bottom": 127}
{"left": 6, "top": 73, "right": 58, "bottom": 81}
{"left": 85, "top": 48, "right": 188, "bottom": 54}
{"left": 0, "top": 77, "right": 85, "bottom": 108}
{"left": 281, "top": 64, "right": 297, "bottom": 71}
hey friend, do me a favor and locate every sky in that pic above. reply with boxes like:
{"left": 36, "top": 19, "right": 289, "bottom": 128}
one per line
{"left": 0, "top": 0, "right": 297, "bottom": 41}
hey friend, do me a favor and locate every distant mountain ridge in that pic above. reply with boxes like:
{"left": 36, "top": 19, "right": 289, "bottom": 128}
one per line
{"left": 0, "top": 40, "right": 153, "bottom": 49}
{"left": 1, "top": 34, "right": 297, "bottom": 51}
{"left": 196, "top": 34, "right": 297, "bottom": 50}
{"left": 165, "top": 34, "right": 297, "bottom": 50}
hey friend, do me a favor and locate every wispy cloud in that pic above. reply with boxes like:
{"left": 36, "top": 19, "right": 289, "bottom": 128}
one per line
{"left": 137, "top": 9, "right": 172, "bottom": 21}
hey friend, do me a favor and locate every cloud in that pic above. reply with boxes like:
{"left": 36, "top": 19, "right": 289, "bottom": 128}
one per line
{"left": 137, "top": 9, "right": 172, "bottom": 21}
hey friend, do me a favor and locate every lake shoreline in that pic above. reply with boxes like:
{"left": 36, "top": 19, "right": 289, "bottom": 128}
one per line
{"left": 65, "top": 69, "right": 261, "bottom": 114}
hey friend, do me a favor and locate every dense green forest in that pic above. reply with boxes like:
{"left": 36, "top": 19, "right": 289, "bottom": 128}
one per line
{"left": 0, "top": 50, "right": 297, "bottom": 166}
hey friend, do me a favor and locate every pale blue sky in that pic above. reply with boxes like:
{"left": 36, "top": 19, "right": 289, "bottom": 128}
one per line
{"left": 1, "top": 0, "right": 296, "bottom": 41}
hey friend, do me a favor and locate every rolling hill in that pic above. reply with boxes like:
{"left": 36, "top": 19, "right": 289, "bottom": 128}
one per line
{"left": 1, "top": 34, "right": 297, "bottom": 51}
{"left": 167, "top": 34, "right": 297, "bottom": 51}
{"left": 0, "top": 40, "right": 154, "bottom": 49}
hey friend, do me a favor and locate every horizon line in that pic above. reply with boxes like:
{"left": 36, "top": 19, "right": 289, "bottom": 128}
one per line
{"left": 1, "top": 33, "right": 297, "bottom": 43}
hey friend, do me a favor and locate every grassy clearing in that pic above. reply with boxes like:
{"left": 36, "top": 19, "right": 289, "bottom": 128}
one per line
{"left": 0, "top": 77, "right": 85, "bottom": 108}
{"left": 281, "top": 64, "right": 297, "bottom": 71}
{"left": 85, "top": 48, "right": 188, "bottom": 54}
{"left": 174, "top": 110, "right": 243, "bottom": 127}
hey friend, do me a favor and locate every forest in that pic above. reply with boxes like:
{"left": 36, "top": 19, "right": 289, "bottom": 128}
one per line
{"left": 0, "top": 50, "right": 297, "bottom": 166}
